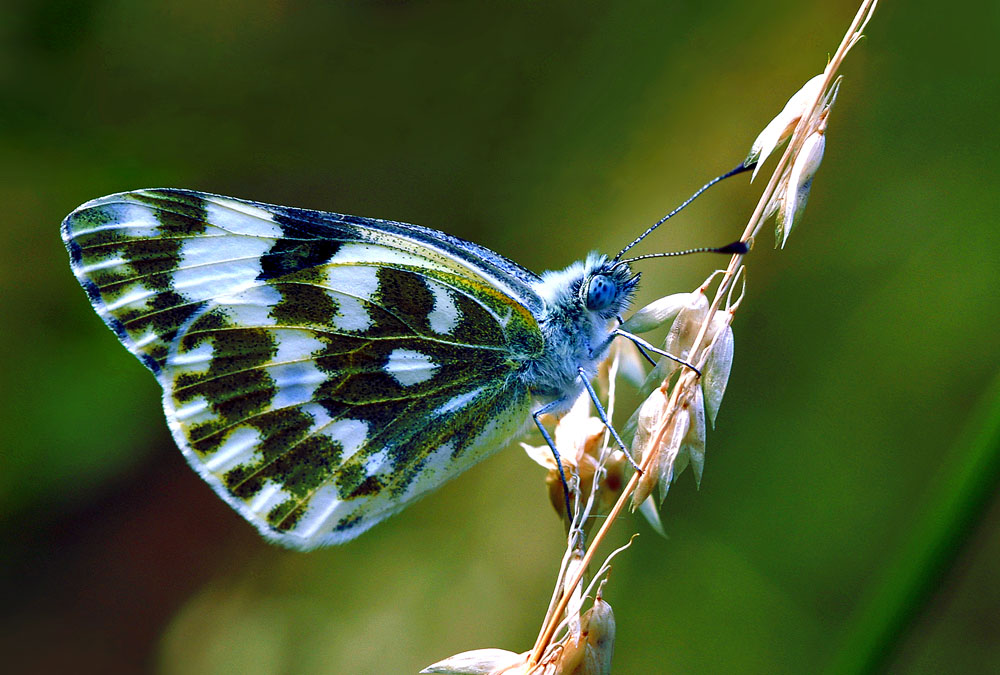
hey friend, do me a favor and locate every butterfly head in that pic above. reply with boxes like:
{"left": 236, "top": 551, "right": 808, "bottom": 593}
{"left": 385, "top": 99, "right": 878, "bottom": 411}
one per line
{"left": 535, "top": 253, "right": 638, "bottom": 325}
{"left": 580, "top": 255, "right": 639, "bottom": 321}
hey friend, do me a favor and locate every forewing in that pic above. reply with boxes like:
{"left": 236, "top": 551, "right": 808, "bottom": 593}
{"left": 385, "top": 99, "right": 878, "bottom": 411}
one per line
{"left": 63, "top": 189, "right": 544, "bottom": 548}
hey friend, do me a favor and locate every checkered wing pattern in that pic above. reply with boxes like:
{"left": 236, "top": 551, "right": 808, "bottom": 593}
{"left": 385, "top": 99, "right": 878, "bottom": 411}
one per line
{"left": 63, "top": 189, "right": 545, "bottom": 548}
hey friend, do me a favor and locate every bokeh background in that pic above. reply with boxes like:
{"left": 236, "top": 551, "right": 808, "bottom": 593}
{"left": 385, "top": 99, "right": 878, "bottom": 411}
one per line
{"left": 2, "top": 1, "right": 998, "bottom": 673}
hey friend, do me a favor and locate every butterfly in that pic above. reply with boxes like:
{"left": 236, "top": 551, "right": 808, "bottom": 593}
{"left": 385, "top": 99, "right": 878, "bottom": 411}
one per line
{"left": 62, "top": 182, "right": 746, "bottom": 549}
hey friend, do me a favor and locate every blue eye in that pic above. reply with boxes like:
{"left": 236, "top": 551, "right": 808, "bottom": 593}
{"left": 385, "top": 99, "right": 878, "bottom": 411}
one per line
{"left": 586, "top": 275, "right": 616, "bottom": 311}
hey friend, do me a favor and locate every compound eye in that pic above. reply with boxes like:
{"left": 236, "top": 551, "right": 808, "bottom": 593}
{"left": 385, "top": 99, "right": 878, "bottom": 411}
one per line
{"left": 586, "top": 274, "right": 617, "bottom": 311}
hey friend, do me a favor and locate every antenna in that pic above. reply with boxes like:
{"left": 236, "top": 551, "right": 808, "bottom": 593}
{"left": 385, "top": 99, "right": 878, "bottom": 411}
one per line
{"left": 612, "top": 161, "right": 755, "bottom": 263}
{"left": 612, "top": 240, "right": 747, "bottom": 270}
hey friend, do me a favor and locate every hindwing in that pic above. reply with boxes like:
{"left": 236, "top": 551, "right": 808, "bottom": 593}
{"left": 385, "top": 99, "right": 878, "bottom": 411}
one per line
{"left": 63, "top": 189, "right": 545, "bottom": 548}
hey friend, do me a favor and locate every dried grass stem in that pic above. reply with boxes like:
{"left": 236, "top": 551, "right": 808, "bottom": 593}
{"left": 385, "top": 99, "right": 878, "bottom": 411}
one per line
{"left": 526, "top": 1, "right": 878, "bottom": 668}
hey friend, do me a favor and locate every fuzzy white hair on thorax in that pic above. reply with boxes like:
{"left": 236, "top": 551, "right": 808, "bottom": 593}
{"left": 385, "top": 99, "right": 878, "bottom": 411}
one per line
{"left": 523, "top": 252, "right": 637, "bottom": 409}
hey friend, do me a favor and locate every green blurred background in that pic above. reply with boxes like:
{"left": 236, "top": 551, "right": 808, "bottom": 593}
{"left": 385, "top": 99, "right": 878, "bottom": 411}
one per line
{"left": 2, "top": 1, "right": 998, "bottom": 673}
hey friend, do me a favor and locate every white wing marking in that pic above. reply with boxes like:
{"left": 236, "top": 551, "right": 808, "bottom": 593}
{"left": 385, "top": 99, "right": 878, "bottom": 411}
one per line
{"left": 330, "top": 293, "right": 372, "bottom": 332}
{"left": 322, "top": 418, "right": 371, "bottom": 465}
{"left": 172, "top": 396, "right": 212, "bottom": 423}
{"left": 329, "top": 241, "right": 450, "bottom": 271}
{"left": 105, "top": 286, "right": 157, "bottom": 312}
{"left": 204, "top": 426, "right": 263, "bottom": 473}
{"left": 172, "top": 233, "right": 274, "bottom": 302}
{"left": 427, "top": 280, "right": 461, "bottom": 335}
{"left": 323, "top": 265, "right": 379, "bottom": 302}
{"left": 385, "top": 349, "right": 438, "bottom": 387}
{"left": 248, "top": 480, "right": 292, "bottom": 515}
{"left": 203, "top": 198, "right": 282, "bottom": 235}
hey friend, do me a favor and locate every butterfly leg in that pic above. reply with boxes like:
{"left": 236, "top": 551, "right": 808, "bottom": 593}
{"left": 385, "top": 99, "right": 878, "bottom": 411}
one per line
{"left": 577, "top": 367, "right": 643, "bottom": 474}
{"left": 532, "top": 401, "right": 576, "bottom": 522}
{"left": 612, "top": 329, "right": 702, "bottom": 377}
{"left": 616, "top": 315, "right": 657, "bottom": 366}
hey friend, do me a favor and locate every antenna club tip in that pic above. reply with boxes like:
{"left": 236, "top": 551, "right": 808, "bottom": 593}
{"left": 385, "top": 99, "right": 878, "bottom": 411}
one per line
{"left": 717, "top": 240, "right": 749, "bottom": 255}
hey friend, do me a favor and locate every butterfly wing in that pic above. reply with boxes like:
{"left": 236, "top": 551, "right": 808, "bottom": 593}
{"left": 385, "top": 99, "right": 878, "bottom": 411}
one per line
{"left": 63, "top": 189, "right": 545, "bottom": 548}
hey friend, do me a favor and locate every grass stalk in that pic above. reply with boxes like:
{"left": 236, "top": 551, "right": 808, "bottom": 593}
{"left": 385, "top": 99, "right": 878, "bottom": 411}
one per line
{"left": 828, "top": 371, "right": 1000, "bottom": 673}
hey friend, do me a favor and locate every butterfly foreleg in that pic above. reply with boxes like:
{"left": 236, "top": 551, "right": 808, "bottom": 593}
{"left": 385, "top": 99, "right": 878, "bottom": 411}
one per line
{"left": 532, "top": 400, "right": 576, "bottom": 522}
{"left": 612, "top": 329, "right": 702, "bottom": 377}
{"left": 577, "top": 367, "right": 643, "bottom": 474}
{"left": 616, "top": 315, "right": 658, "bottom": 367}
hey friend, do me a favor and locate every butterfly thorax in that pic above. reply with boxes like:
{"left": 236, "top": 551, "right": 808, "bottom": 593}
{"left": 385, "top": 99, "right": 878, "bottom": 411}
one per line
{"left": 521, "top": 253, "right": 637, "bottom": 413}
